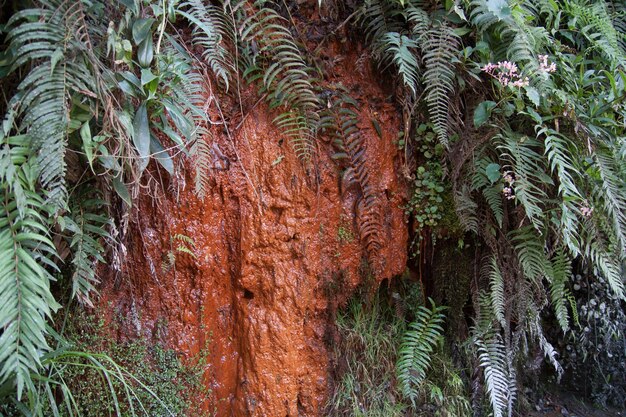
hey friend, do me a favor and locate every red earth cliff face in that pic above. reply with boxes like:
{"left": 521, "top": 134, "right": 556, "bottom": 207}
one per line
{"left": 98, "top": 46, "right": 409, "bottom": 416}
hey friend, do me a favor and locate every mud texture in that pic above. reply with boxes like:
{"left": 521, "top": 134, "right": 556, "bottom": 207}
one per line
{"left": 98, "top": 43, "right": 409, "bottom": 416}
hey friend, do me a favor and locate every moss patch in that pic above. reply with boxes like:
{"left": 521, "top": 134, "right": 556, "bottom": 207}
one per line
{"left": 55, "top": 307, "right": 212, "bottom": 417}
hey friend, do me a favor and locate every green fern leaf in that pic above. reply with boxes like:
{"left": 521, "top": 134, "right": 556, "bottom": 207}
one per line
{"left": 396, "top": 299, "right": 446, "bottom": 406}
{"left": 64, "top": 195, "right": 111, "bottom": 307}
{"left": 0, "top": 140, "right": 60, "bottom": 399}
{"left": 536, "top": 126, "right": 583, "bottom": 254}
{"left": 406, "top": 5, "right": 431, "bottom": 38}
{"left": 549, "top": 248, "right": 572, "bottom": 332}
{"left": 497, "top": 132, "right": 552, "bottom": 230}
{"left": 384, "top": 32, "right": 420, "bottom": 97}
{"left": 454, "top": 185, "right": 480, "bottom": 233}
{"left": 472, "top": 157, "right": 504, "bottom": 227}
{"left": 486, "top": 257, "right": 506, "bottom": 328}
{"left": 475, "top": 329, "right": 514, "bottom": 417}
{"left": 593, "top": 146, "right": 626, "bottom": 255}
{"left": 470, "top": 0, "right": 511, "bottom": 32}
{"left": 237, "top": 0, "right": 320, "bottom": 162}
{"left": 178, "top": 0, "right": 234, "bottom": 90}
{"left": 564, "top": 0, "right": 626, "bottom": 66}
{"left": 509, "top": 226, "right": 549, "bottom": 284}
{"left": 357, "top": 0, "right": 406, "bottom": 61}
{"left": 422, "top": 25, "right": 460, "bottom": 147}
{"left": 190, "top": 132, "right": 213, "bottom": 200}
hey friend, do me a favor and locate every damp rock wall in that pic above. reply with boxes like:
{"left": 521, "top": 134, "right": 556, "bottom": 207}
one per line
{"left": 97, "top": 47, "right": 409, "bottom": 416}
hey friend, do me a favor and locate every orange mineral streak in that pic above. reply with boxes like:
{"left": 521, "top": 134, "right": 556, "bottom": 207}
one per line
{"left": 98, "top": 49, "right": 408, "bottom": 416}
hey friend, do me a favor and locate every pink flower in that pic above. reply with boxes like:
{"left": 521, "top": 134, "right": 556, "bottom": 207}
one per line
{"left": 511, "top": 77, "right": 530, "bottom": 88}
{"left": 502, "top": 186, "right": 515, "bottom": 200}
{"left": 538, "top": 54, "right": 557, "bottom": 73}
{"left": 482, "top": 61, "right": 527, "bottom": 88}
{"left": 503, "top": 171, "right": 515, "bottom": 185}
{"left": 580, "top": 204, "right": 593, "bottom": 218}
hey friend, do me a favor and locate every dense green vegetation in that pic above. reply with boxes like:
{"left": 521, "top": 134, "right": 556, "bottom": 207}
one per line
{"left": 327, "top": 283, "right": 470, "bottom": 417}
{"left": 0, "top": 0, "right": 624, "bottom": 415}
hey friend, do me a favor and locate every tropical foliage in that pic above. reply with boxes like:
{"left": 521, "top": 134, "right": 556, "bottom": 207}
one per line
{"left": 328, "top": 285, "right": 470, "bottom": 417}
{"left": 0, "top": 0, "right": 624, "bottom": 415}
{"left": 345, "top": 0, "right": 625, "bottom": 413}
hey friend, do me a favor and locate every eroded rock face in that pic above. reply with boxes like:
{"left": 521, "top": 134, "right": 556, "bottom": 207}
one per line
{"left": 98, "top": 50, "right": 408, "bottom": 416}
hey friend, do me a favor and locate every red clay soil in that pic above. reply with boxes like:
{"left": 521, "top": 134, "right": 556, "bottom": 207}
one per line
{"left": 97, "top": 45, "right": 409, "bottom": 416}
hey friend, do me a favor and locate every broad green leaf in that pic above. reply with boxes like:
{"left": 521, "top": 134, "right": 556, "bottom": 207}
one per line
{"left": 150, "top": 135, "right": 173, "bottom": 174}
{"left": 132, "top": 18, "right": 154, "bottom": 45}
{"left": 117, "top": 80, "right": 140, "bottom": 98}
{"left": 119, "top": 0, "right": 138, "bottom": 14}
{"left": 502, "top": 102, "right": 515, "bottom": 117}
{"left": 98, "top": 152, "right": 120, "bottom": 172}
{"left": 112, "top": 176, "right": 132, "bottom": 207}
{"left": 132, "top": 103, "right": 150, "bottom": 172}
{"left": 162, "top": 99, "right": 192, "bottom": 138}
{"left": 137, "top": 36, "right": 153, "bottom": 68}
{"left": 474, "top": 101, "right": 497, "bottom": 127}
{"left": 119, "top": 71, "right": 143, "bottom": 91}
{"left": 80, "top": 122, "right": 95, "bottom": 171}
{"left": 121, "top": 39, "right": 132, "bottom": 52}
{"left": 525, "top": 106, "right": 543, "bottom": 124}
{"left": 525, "top": 86, "right": 540, "bottom": 107}
{"left": 161, "top": 125, "right": 186, "bottom": 150}
{"left": 486, "top": 0, "right": 511, "bottom": 20}
{"left": 117, "top": 110, "right": 134, "bottom": 142}
{"left": 452, "top": 4, "right": 468, "bottom": 21}
{"left": 485, "top": 163, "right": 501, "bottom": 184}
{"left": 453, "top": 27, "right": 472, "bottom": 36}
{"left": 140, "top": 68, "right": 158, "bottom": 86}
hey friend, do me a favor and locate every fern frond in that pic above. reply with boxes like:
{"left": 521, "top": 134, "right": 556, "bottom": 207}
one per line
{"left": 486, "top": 257, "right": 506, "bottom": 328}
{"left": 0, "top": 139, "right": 61, "bottom": 399}
{"left": 384, "top": 32, "right": 420, "bottom": 97}
{"left": 454, "top": 185, "right": 479, "bottom": 233}
{"left": 161, "top": 44, "right": 210, "bottom": 141}
{"left": 593, "top": 146, "right": 626, "bottom": 256}
{"left": 174, "top": 236, "right": 197, "bottom": 260}
{"left": 178, "top": 0, "right": 235, "bottom": 90}
{"left": 470, "top": 0, "right": 511, "bottom": 33}
{"left": 549, "top": 248, "right": 571, "bottom": 332}
{"left": 582, "top": 218, "right": 625, "bottom": 297}
{"left": 475, "top": 329, "right": 514, "bottom": 417}
{"left": 237, "top": 0, "right": 320, "bottom": 162}
{"left": 396, "top": 299, "right": 446, "bottom": 406}
{"left": 472, "top": 158, "right": 504, "bottom": 227}
{"left": 357, "top": 0, "right": 406, "bottom": 61}
{"left": 65, "top": 196, "right": 111, "bottom": 307}
{"left": 535, "top": 126, "right": 582, "bottom": 254}
{"left": 564, "top": 0, "right": 626, "bottom": 66}
{"left": 422, "top": 25, "right": 459, "bottom": 147}
{"left": 190, "top": 133, "right": 213, "bottom": 200}
{"left": 273, "top": 111, "right": 317, "bottom": 163}
{"left": 609, "top": 2, "right": 626, "bottom": 52}
{"left": 509, "top": 226, "right": 549, "bottom": 284}
{"left": 5, "top": 1, "right": 103, "bottom": 212}
{"left": 497, "top": 132, "right": 552, "bottom": 229}
{"left": 12, "top": 62, "right": 69, "bottom": 211}
{"left": 527, "top": 309, "right": 564, "bottom": 378}
{"left": 502, "top": 22, "right": 546, "bottom": 66}
{"left": 332, "top": 101, "right": 383, "bottom": 259}
{"left": 406, "top": 5, "right": 431, "bottom": 38}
